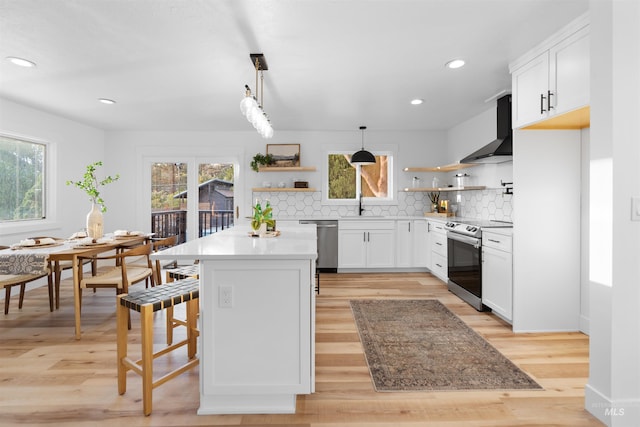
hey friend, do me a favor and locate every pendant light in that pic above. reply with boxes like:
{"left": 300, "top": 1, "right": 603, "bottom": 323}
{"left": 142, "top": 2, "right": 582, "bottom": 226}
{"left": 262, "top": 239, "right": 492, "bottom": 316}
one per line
{"left": 240, "top": 53, "right": 274, "bottom": 139}
{"left": 351, "top": 126, "right": 376, "bottom": 165}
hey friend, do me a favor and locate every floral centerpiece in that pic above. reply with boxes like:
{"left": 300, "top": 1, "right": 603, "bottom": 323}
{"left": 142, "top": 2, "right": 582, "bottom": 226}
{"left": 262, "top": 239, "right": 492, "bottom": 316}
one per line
{"left": 66, "top": 161, "right": 120, "bottom": 238}
{"left": 251, "top": 199, "right": 275, "bottom": 235}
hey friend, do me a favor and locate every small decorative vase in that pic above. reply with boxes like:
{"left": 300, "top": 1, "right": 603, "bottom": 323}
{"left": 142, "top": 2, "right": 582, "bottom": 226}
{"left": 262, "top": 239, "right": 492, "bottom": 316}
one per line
{"left": 86, "top": 202, "right": 104, "bottom": 239}
{"left": 432, "top": 203, "right": 439, "bottom": 213}
{"left": 258, "top": 222, "right": 267, "bottom": 237}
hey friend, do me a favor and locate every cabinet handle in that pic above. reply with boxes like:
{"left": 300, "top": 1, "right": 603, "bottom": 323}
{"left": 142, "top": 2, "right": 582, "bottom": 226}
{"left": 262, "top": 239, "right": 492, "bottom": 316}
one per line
{"left": 547, "top": 90, "right": 554, "bottom": 111}
{"left": 363, "top": 232, "right": 366, "bottom": 242}
{"left": 540, "top": 93, "right": 547, "bottom": 114}
{"left": 408, "top": 222, "right": 411, "bottom": 232}
{"left": 488, "top": 238, "right": 501, "bottom": 244}
{"left": 435, "top": 263, "right": 442, "bottom": 268}
{"left": 368, "top": 232, "right": 370, "bottom": 242}
{"left": 435, "top": 242, "right": 442, "bottom": 246}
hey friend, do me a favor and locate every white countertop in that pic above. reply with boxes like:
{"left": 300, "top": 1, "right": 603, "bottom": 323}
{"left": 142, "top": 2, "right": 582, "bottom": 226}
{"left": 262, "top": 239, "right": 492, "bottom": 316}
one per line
{"left": 151, "top": 224, "right": 318, "bottom": 261}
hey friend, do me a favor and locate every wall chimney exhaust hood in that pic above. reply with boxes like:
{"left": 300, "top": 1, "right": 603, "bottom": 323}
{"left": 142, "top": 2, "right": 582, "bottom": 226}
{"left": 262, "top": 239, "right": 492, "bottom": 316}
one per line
{"left": 460, "top": 94, "right": 512, "bottom": 164}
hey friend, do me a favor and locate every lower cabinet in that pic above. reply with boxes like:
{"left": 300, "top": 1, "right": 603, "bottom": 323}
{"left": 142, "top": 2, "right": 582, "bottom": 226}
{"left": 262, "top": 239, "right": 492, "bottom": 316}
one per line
{"left": 482, "top": 231, "right": 513, "bottom": 322}
{"left": 338, "top": 221, "right": 395, "bottom": 269}
{"left": 427, "top": 220, "right": 448, "bottom": 282}
{"left": 396, "top": 219, "right": 428, "bottom": 268}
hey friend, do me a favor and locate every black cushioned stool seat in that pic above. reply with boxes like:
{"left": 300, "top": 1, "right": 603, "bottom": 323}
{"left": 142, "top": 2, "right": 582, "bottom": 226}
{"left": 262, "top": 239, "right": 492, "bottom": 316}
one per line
{"left": 116, "top": 277, "right": 199, "bottom": 416}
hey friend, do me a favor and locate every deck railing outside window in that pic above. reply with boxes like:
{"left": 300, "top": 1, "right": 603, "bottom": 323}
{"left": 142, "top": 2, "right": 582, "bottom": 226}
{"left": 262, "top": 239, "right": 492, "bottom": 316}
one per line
{"left": 151, "top": 210, "right": 234, "bottom": 243}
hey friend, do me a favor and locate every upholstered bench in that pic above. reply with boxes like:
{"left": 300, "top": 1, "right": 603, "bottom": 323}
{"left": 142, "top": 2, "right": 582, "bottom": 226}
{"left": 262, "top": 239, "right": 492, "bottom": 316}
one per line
{"left": 116, "top": 277, "right": 199, "bottom": 416}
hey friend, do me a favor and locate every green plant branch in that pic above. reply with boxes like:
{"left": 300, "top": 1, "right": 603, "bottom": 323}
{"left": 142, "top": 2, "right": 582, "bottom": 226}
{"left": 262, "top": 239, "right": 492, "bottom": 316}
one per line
{"left": 66, "top": 161, "right": 120, "bottom": 212}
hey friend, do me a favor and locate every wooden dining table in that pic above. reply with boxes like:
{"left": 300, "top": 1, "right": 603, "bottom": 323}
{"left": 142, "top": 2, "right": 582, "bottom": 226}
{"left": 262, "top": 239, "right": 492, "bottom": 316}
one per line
{"left": 52, "top": 235, "right": 150, "bottom": 339}
{"left": 0, "top": 234, "right": 149, "bottom": 339}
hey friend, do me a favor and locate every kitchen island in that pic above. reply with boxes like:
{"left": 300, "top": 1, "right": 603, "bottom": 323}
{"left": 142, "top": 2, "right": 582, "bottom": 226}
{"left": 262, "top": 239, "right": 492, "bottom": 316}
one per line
{"left": 151, "top": 224, "right": 317, "bottom": 415}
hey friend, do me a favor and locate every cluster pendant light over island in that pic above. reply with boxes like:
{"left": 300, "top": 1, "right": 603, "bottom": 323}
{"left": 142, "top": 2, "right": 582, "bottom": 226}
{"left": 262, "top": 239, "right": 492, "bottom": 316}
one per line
{"left": 240, "top": 53, "right": 274, "bottom": 139}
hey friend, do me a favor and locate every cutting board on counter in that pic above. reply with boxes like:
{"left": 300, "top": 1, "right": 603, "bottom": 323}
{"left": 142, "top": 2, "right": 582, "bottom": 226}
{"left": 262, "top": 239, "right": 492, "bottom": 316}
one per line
{"left": 424, "top": 212, "right": 455, "bottom": 218}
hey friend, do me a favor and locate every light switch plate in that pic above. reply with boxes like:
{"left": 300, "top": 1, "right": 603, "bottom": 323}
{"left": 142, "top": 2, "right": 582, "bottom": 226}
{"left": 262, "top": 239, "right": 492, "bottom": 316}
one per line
{"left": 632, "top": 197, "right": 640, "bottom": 221}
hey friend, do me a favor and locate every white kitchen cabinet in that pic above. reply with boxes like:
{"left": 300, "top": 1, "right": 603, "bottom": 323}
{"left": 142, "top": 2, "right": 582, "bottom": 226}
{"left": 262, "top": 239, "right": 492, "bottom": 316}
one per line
{"left": 482, "top": 231, "right": 513, "bottom": 323}
{"left": 412, "top": 220, "right": 428, "bottom": 267}
{"left": 512, "top": 52, "right": 550, "bottom": 127}
{"left": 550, "top": 25, "right": 590, "bottom": 116}
{"left": 510, "top": 14, "right": 589, "bottom": 129}
{"left": 427, "top": 220, "right": 448, "bottom": 282}
{"left": 396, "top": 219, "right": 428, "bottom": 268}
{"left": 338, "top": 221, "right": 395, "bottom": 269}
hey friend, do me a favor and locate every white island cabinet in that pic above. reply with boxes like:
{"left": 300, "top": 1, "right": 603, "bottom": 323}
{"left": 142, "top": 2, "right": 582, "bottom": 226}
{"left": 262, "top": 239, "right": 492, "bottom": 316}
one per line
{"left": 151, "top": 225, "right": 317, "bottom": 415}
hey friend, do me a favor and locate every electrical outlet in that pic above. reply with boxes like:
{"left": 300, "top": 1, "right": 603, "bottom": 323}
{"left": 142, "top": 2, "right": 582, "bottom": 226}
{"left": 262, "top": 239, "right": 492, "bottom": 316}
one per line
{"left": 633, "top": 197, "right": 640, "bottom": 221}
{"left": 219, "top": 285, "right": 233, "bottom": 308}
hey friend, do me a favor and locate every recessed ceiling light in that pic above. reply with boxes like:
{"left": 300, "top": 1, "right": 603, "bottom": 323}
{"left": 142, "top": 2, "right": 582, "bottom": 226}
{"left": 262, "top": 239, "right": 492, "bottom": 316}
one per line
{"left": 98, "top": 98, "right": 116, "bottom": 105}
{"left": 410, "top": 99, "right": 424, "bottom": 105}
{"left": 445, "top": 59, "right": 465, "bottom": 69}
{"left": 6, "top": 56, "right": 36, "bottom": 68}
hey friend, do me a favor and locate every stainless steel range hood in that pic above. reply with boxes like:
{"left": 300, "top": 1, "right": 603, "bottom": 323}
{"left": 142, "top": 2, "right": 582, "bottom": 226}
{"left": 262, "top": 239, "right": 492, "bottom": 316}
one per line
{"left": 460, "top": 94, "right": 512, "bottom": 164}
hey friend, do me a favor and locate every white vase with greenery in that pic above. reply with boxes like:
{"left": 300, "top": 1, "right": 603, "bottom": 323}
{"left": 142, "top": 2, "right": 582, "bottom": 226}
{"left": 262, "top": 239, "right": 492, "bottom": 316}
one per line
{"left": 66, "top": 161, "right": 120, "bottom": 238}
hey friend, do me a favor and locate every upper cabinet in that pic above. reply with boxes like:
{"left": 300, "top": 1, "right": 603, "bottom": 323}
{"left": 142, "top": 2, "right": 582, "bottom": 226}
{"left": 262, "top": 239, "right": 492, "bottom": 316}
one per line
{"left": 510, "top": 13, "right": 590, "bottom": 130}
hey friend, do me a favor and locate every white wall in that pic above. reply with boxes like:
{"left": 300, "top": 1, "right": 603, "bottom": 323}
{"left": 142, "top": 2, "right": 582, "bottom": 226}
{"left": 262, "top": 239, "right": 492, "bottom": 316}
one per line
{"left": 585, "top": 0, "right": 640, "bottom": 425}
{"left": 0, "top": 98, "right": 106, "bottom": 245}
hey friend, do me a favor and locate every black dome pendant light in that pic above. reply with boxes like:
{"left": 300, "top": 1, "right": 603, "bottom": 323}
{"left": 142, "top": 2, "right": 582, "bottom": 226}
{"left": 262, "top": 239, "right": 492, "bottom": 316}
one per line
{"left": 351, "top": 126, "right": 376, "bottom": 165}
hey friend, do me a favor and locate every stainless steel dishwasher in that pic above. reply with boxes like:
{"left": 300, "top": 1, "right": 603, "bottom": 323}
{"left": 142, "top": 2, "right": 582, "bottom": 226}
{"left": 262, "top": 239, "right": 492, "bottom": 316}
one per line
{"left": 299, "top": 220, "right": 338, "bottom": 272}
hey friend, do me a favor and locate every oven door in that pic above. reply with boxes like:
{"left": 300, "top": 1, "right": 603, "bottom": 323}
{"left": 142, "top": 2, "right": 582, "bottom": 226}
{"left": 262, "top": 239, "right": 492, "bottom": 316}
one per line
{"left": 447, "top": 232, "right": 482, "bottom": 299}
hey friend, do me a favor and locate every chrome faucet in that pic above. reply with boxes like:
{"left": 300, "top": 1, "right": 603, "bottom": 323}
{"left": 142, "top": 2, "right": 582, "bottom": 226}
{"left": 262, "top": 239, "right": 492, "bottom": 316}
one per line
{"left": 358, "top": 192, "right": 365, "bottom": 216}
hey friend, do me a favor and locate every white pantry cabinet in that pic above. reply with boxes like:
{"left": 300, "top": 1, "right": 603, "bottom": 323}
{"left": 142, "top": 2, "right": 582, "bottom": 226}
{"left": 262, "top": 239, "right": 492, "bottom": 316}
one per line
{"left": 482, "top": 231, "right": 513, "bottom": 323}
{"left": 396, "top": 219, "right": 428, "bottom": 268}
{"left": 427, "top": 220, "right": 447, "bottom": 282}
{"left": 511, "top": 14, "right": 589, "bottom": 129}
{"left": 338, "top": 220, "right": 395, "bottom": 269}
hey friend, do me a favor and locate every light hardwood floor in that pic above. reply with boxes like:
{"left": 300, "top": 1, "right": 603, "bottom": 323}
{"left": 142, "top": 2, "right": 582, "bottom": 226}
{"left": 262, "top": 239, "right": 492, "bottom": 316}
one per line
{"left": 0, "top": 272, "right": 602, "bottom": 426}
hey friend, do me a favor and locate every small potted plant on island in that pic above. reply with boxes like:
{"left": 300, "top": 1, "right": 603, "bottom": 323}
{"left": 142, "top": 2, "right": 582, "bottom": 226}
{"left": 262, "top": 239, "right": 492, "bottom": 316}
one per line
{"left": 251, "top": 199, "right": 275, "bottom": 236}
{"left": 66, "top": 161, "right": 120, "bottom": 238}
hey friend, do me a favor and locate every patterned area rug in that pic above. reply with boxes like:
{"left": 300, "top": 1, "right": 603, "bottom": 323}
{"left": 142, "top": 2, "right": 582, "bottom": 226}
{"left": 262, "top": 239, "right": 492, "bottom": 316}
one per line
{"left": 350, "top": 299, "right": 542, "bottom": 392}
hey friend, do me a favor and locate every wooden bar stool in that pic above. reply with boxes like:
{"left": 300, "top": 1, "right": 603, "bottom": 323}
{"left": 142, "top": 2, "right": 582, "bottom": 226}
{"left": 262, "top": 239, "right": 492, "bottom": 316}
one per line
{"left": 164, "top": 264, "right": 199, "bottom": 345}
{"left": 116, "top": 277, "right": 199, "bottom": 416}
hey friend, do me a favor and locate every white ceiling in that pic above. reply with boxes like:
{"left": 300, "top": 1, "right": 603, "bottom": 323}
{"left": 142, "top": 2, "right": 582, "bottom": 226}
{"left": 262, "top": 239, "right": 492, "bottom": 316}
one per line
{"left": 0, "top": 0, "right": 589, "bottom": 133}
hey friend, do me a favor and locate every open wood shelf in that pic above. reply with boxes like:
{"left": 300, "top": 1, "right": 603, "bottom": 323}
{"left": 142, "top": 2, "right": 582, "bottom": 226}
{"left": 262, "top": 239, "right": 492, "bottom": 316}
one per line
{"left": 403, "top": 186, "right": 486, "bottom": 192}
{"left": 258, "top": 166, "right": 316, "bottom": 172}
{"left": 403, "top": 163, "right": 476, "bottom": 173}
{"left": 252, "top": 187, "right": 316, "bottom": 192}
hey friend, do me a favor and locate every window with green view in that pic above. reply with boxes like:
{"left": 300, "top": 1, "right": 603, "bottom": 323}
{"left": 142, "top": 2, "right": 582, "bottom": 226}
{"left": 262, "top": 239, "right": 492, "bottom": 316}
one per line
{"left": 0, "top": 135, "right": 46, "bottom": 222}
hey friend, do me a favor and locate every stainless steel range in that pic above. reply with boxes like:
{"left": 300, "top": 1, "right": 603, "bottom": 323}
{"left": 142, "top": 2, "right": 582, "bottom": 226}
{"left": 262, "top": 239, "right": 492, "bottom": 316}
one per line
{"left": 444, "top": 219, "right": 513, "bottom": 311}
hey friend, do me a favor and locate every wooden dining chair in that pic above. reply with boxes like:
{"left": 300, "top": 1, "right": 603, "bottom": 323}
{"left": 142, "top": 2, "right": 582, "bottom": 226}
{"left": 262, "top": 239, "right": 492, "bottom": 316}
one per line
{"left": 127, "top": 235, "right": 178, "bottom": 288}
{"left": 0, "top": 246, "right": 54, "bottom": 314}
{"left": 76, "top": 243, "right": 154, "bottom": 307}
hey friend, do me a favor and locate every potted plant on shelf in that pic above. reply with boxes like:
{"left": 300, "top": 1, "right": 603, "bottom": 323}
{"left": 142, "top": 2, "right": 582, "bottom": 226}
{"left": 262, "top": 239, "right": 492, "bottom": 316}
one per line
{"left": 250, "top": 153, "right": 274, "bottom": 172}
{"left": 66, "top": 161, "right": 120, "bottom": 238}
